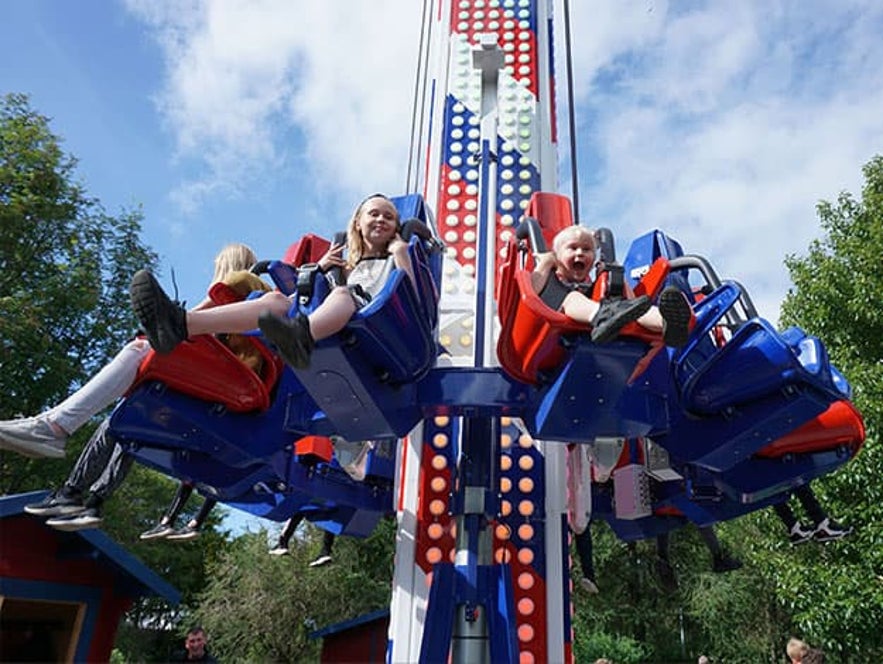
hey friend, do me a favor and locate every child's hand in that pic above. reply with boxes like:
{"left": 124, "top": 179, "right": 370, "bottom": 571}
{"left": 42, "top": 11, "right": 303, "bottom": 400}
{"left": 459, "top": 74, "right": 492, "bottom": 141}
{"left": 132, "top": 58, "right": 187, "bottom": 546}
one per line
{"left": 318, "top": 242, "right": 345, "bottom": 272}
{"left": 389, "top": 234, "right": 408, "bottom": 256}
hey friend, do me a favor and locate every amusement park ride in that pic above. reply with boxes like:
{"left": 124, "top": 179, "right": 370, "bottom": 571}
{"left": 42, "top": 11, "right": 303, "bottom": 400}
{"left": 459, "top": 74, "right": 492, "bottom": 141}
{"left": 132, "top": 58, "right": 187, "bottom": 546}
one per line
{"left": 107, "top": 1, "right": 864, "bottom": 662}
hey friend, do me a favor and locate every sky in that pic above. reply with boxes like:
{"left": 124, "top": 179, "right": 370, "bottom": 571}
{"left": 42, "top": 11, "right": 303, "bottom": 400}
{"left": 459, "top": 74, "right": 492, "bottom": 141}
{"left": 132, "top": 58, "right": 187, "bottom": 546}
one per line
{"left": 3, "top": 1, "right": 882, "bottom": 529}
{"left": 3, "top": 1, "right": 882, "bottom": 319}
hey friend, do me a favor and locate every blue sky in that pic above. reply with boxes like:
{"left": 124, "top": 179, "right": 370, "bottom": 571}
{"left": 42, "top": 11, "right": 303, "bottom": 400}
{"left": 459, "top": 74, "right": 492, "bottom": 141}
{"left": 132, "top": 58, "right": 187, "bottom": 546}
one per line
{"left": 3, "top": 1, "right": 882, "bottom": 320}
{"left": 4, "top": 1, "right": 883, "bottom": 531}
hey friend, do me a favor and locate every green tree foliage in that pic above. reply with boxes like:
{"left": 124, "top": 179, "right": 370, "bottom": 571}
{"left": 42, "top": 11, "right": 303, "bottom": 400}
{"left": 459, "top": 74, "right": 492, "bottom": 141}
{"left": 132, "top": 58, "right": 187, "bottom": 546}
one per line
{"left": 0, "top": 94, "right": 230, "bottom": 661}
{"left": 107, "top": 469, "right": 231, "bottom": 663}
{"left": 770, "top": 154, "right": 883, "bottom": 659}
{"left": 0, "top": 92, "right": 157, "bottom": 493}
{"left": 193, "top": 518, "right": 396, "bottom": 663}
{"left": 571, "top": 158, "right": 883, "bottom": 662}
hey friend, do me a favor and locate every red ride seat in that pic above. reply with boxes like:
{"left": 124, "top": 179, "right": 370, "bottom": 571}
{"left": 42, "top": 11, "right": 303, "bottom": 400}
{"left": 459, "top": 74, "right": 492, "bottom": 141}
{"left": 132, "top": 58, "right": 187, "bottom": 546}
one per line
{"left": 756, "top": 400, "right": 865, "bottom": 458}
{"left": 129, "top": 281, "right": 283, "bottom": 413}
{"left": 496, "top": 191, "right": 673, "bottom": 385}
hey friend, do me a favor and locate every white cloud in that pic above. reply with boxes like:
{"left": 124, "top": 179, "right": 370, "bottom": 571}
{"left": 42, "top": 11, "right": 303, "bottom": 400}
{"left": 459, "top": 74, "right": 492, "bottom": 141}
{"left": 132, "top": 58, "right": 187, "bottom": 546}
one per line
{"left": 124, "top": 0, "right": 420, "bottom": 210}
{"left": 126, "top": 0, "right": 883, "bottom": 321}
{"left": 566, "top": 0, "right": 883, "bottom": 320}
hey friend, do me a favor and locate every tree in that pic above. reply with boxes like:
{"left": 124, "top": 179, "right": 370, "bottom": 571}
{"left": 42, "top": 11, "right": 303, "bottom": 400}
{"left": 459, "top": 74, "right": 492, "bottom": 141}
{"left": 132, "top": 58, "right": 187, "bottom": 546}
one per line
{"left": 193, "top": 518, "right": 397, "bottom": 662}
{"left": 770, "top": 154, "right": 883, "bottom": 659}
{"left": 0, "top": 94, "right": 231, "bottom": 661}
{"left": 0, "top": 92, "right": 158, "bottom": 493}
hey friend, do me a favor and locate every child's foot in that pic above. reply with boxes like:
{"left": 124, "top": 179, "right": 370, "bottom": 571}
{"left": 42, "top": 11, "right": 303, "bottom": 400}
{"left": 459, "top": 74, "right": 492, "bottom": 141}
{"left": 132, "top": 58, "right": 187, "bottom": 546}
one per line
{"left": 0, "top": 417, "right": 66, "bottom": 459}
{"left": 258, "top": 312, "right": 315, "bottom": 370}
{"left": 130, "top": 270, "right": 188, "bottom": 354}
{"left": 812, "top": 517, "right": 853, "bottom": 542}
{"left": 268, "top": 543, "right": 290, "bottom": 556}
{"left": 711, "top": 554, "right": 743, "bottom": 573}
{"left": 580, "top": 577, "right": 599, "bottom": 594}
{"left": 46, "top": 506, "right": 103, "bottom": 531}
{"left": 24, "top": 489, "right": 85, "bottom": 517}
{"left": 590, "top": 295, "right": 652, "bottom": 343}
{"left": 140, "top": 522, "right": 176, "bottom": 540}
{"left": 658, "top": 286, "right": 693, "bottom": 348}
{"left": 787, "top": 522, "right": 815, "bottom": 545}
{"left": 309, "top": 553, "right": 332, "bottom": 568}
{"left": 166, "top": 524, "right": 200, "bottom": 541}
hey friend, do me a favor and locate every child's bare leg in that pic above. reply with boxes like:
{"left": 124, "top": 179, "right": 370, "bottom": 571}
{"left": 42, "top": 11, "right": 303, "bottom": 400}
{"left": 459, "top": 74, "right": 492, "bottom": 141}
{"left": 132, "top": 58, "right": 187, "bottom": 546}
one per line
{"left": 561, "top": 291, "right": 601, "bottom": 324}
{"left": 637, "top": 307, "right": 664, "bottom": 332}
{"left": 187, "top": 291, "right": 291, "bottom": 335}
{"left": 307, "top": 288, "right": 358, "bottom": 341}
{"left": 258, "top": 286, "right": 358, "bottom": 370}
{"left": 561, "top": 291, "right": 652, "bottom": 343}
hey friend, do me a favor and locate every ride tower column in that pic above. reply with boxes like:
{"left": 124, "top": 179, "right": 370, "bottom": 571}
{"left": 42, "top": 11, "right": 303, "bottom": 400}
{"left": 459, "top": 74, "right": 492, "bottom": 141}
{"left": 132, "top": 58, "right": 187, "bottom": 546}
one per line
{"left": 390, "top": 1, "right": 572, "bottom": 662}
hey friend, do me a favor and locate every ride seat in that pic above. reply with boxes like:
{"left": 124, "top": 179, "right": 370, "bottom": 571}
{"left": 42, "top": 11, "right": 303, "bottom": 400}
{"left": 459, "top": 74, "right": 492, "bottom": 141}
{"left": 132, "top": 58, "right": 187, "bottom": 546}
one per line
{"left": 496, "top": 237, "right": 585, "bottom": 384}
{"left": 130, "top": 282, "right": 283, "bottom": 413}
{"left": 680, "top": 314, "right": 842, "bottom": 415}
{"left": 495, "top": 192, "right": 673, "bottom": 384}
{"left": 756, "top": 399, "right": 865, "bottom": 458}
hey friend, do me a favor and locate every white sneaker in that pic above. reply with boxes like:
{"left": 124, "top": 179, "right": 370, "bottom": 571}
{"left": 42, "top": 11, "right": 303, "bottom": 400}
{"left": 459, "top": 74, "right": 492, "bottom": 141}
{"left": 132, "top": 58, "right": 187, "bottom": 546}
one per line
{"left": 788, "top": 522, "right": 815, "bottom": 545}
{"left": 166, "top": 525, "right": 199, "bottom": 541}
{"left": 813, "top": 518, "right": 853, "bottom": 542}
{"left": 140, "top": 523, "right": 176, "bottom": 540}
{"left": 580, "top": 577, "right": 599, "bottom": 594}
{"left": 309, "top": 554, "right": 332, "bottom": 568}
{"left": 0, "top": 418, "right": 66, "bottom": 459}
{"left": 268, "top": 544, "right": 289, "bottom": 556}
{"left": 46, "top": 507, "right": 103, "bottom": 531}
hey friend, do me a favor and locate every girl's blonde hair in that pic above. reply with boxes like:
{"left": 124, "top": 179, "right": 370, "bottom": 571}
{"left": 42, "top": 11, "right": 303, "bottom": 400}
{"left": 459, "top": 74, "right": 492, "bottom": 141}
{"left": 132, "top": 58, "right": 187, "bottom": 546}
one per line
{"left": 346, "top": 194, "right": 400, "bottom": 268}
{"left": 552, "top": 225, "right": 595, "bottom": 254}
{"left": 212, "top": 243, "right": 258, "bottom": 283}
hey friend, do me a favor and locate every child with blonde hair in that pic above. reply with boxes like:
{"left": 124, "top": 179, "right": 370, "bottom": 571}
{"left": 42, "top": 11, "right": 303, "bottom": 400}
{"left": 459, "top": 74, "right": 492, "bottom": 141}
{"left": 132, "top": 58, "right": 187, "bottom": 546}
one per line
{"left": 131, "top": 194, "right": 415, "bottom": 371}
{"left": 532, "top": 225, "right": 692, "bottom": 345}
{"left": 0, "top": 243, "right": 264, "bottom": 458}
{"left": 16, "top": 243, "right": 268, "bottom": 530}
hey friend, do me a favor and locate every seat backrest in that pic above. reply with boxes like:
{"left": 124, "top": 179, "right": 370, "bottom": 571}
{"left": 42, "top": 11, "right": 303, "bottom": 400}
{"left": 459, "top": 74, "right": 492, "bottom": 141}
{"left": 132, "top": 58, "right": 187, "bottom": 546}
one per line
{"left": 282, "top": 233, "right": 332, "bottom": 267}
{"left": 496, "top": 237, "right": 585, "bottom": 384}
{"left": 756, "top": 400, "right": 865, "bottom": 458}
{"left": 525, "top": 192, "right": 574, "bottom": 251}
{"left": 131, "top": 279, "right": 283, "bottom": 412}
{"left": 623, "top": 229, "right": 692, "bottom": 302}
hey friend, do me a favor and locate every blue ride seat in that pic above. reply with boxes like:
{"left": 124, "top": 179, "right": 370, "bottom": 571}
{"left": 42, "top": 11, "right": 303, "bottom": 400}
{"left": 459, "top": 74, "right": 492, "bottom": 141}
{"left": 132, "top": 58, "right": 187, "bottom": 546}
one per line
{"left": 261, "top": 193, "right": 441, "bottom": 442}
{"left": 649, "top": 279, "right": 857, "bottom": 472}
{"left": 494, "top": 192, "right": 679, "bottom": 440}
{"left": 284, "top": 236, "right": 437, "bottom": 441}
{"left": 674, "top": 283, "right": 845, "bottom": 415}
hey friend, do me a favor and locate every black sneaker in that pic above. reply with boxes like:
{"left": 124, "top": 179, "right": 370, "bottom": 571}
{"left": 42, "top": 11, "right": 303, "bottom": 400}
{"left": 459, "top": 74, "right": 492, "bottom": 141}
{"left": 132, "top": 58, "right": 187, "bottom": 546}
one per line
{"left": 711, "top": 554, "right": 743, "bottom": 573}
{"left": 259, "top": 312, "right": 315, "bottom": 370}
{"left": 46, "top": 507, "right": 103, "bottom": 531}
{"left": 658, "top": 286, "right": 693, "bottom": 348}
{"left": 813, "top": 518, "right": 853, "bottom": 542}
{"left": 130, "top": 270, "right": 188, "bottom": 354}
{"left": 590, "top": 295, "right": 652, "bottom": 343}
{"left": 24, "top": 490, "right": 86, "bottom": 517}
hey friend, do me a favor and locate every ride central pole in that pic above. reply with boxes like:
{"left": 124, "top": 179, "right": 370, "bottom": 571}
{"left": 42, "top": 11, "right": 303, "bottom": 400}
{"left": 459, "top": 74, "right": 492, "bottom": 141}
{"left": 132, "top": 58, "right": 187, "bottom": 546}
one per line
{"left": 471, "top": 33, "right": 504, "bottom": 370}
{"left": 448, "top": 34, "right": 506, "bottom": 664}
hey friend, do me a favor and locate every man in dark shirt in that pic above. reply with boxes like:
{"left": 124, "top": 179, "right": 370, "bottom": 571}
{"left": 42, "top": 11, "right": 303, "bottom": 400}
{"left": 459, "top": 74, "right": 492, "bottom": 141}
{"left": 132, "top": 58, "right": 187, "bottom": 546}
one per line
{"left": 172, "top": 626, "right": 218, "bottom": 663}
